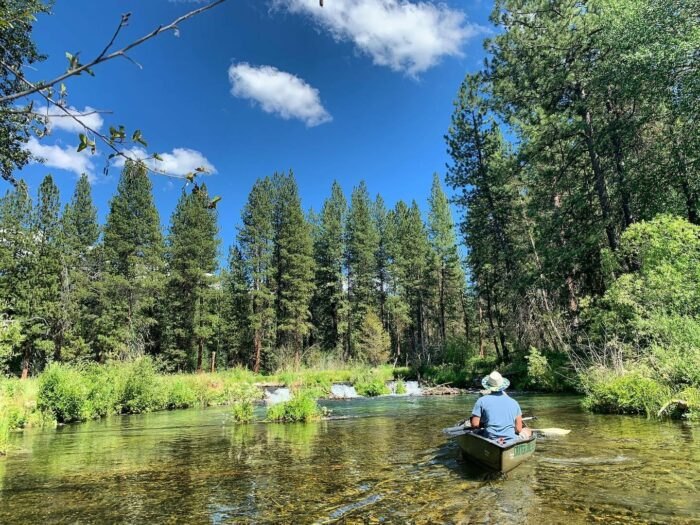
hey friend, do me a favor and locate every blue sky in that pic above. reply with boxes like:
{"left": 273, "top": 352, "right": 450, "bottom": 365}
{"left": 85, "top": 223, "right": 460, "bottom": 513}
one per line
{"left": 16, "top": 0, "right": 494, "bottom": 256}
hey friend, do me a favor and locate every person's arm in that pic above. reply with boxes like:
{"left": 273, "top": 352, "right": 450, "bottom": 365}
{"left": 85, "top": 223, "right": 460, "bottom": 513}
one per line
{"left": 515, "top": 414, "right": 523, "bottom": 434}
{"left": 470, "top": 397, "right": 483, "bottom": 429}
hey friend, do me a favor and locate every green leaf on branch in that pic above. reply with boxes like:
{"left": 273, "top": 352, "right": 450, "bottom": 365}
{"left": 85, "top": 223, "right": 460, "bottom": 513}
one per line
{"left": 77, "top": 133, "right": 88, "bottom": 152}
{"left": 132, "top": 130, "right": 147, "bottom": 147}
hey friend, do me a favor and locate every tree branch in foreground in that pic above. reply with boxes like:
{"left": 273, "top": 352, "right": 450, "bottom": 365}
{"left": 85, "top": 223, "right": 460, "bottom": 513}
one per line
{"left": 0, "top": 0, "right": 227, "bottom": 104}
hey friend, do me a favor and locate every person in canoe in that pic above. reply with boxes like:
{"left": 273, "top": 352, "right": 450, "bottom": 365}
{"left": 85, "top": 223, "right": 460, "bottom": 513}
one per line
{"left": 470, "top": 371, "right": 532, "bottom": 444}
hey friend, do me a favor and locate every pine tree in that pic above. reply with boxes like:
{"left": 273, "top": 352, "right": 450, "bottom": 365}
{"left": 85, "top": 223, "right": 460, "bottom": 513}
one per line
{"left": 405, "top": 202, "right": 433, "bottom": 361}
{"left": 272, "top": 172, "right": 315, "bottom": 362}
{"left": 221, "top": 244, "right": 252, "bottom": 366}
{"left": 0, "top": 181, "right": 33, "bottom": 376}
{"left": 163, "top": 185, "right": 220, "bottom": 371}
{"left": 60, "top": 174, "right": 100, "bottom": 362}
{"left": 313, "top": 181, "right": 348, "bottom": 352}
{"left": 446, "top": 78, "right": 521, "bottom": 362}
{"left": 373, "top": 194, "right": 391, "bottom": 328}
{"left": 427, "top": 174, "right": 465, "bottom": 344}
{"left": 96, "top": 160, "right": 165, "bottom": 361}
{"left": 383, "top": 204, "right": 410, "bottom": 361}
{"left": 345, "top": 181, "right": 380, "bottom": 357}
{"left": 238, "top": 177, "right": 275, "bottom": 372}
{"left": 26, "top": 175, "right": 63, "bottom": 367}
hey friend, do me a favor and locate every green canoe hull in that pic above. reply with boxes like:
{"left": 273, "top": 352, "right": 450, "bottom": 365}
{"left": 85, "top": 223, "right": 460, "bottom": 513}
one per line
{"left": 456, "top": 431, "right": 537, "bottom": 473}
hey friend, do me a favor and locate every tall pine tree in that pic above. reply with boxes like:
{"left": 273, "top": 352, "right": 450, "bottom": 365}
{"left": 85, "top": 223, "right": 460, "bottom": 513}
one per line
{"left": 272, "top": 172, "right": 315, "bottom": 362}
{"left": 427, "top": 174, "right": 465, "bottom": 344}
{"left": 163, "top": 185, "right": 220, "bottom": 371}
{"left": 0, "top": 181, "right": 33, "bottom": 376}
{"left": 221, "top": 244, "right": 252, "bottom": 366}
{"left": 96, "top": 160, "right": 165, "bottom": 361}
{"left": 312, "top": 181, "right": 348, "bottom": 352}
{"left": 27, "top": 175, "right": 62, "bottom": 368}
{"left": 345, "top": 181, "right": 380, "bottom": 357}
{"left": 238, "top": 177, "right": 275, "bottom": 372}
{"left": 60, "top": 174, "right": 100, "bottom": 362}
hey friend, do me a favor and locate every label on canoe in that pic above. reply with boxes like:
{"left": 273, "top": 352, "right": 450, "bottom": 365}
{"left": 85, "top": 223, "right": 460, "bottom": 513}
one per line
{"left": 512, "top": 441, "right": 536, "bottom": 458}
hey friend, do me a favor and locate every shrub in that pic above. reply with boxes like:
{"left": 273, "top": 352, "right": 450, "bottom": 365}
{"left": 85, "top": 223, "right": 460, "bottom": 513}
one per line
{"left": 165, "top": 378, "right": 198, "bottom": 409}
{"left": 266, "top": 391, "right": 322, "bottom": 422}
{"left": 37, "top": 364, "right": 88, "bottom": 423}
{"left": 356, "top": 312, "right": 390, "bottom": 366}
{"left": 120, "top": 358, "right": 167, "bottom": 414}
{"left": 81, "top": 364, "right": 125, "bottom": 418}
{"left": 580, "top": 367, "right": 670, "bottom": 416}
{"left": 231, "top": 400, "right": 255, "bottom": 423}
{"left": 354, "top": 371, "right": 390, "bottom": 397}
{"left": 395, "top": 378, "right": 407, "bottom": 395}
{"left": 228, "top": 382, "right": 260, "bottom": 423}
{"left": 525, "top": 347, "right": 549, "bottom": 387}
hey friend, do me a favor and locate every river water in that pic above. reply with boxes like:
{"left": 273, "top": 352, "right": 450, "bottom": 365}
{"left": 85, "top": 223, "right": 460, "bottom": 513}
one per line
{"left": 0, "top": 394, "right": 698, "bottom": 524}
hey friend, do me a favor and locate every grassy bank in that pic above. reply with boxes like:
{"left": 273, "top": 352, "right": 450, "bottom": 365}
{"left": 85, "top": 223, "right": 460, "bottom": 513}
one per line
{"left": 579, "top": 366, "right": 700, "bottom": 420}
{"left": 0, "top": 359, "right": 409, "bottom": 454}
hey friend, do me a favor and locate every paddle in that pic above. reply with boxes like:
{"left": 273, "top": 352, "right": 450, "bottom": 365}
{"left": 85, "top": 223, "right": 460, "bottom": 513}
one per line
{"left": 530, "top": 427, "right": 571, "bottom": 437}
{"left": 443, "top": 417, "right": 571, "bottom": 437}
{"left": 443, "top": 416, "right": 538, "bottom": 435}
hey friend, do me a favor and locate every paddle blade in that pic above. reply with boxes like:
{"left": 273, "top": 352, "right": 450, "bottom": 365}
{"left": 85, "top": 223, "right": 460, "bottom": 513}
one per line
{"left": 532, "top": 428, "right": 571, "bottom": 436}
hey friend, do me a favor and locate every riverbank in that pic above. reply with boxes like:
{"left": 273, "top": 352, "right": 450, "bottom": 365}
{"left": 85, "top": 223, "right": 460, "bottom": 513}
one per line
{"left": 0, "top": 359, "right": 413, "bottom": 454}
{"left": 3, "top": 356, "right": 698, "bottom": 455}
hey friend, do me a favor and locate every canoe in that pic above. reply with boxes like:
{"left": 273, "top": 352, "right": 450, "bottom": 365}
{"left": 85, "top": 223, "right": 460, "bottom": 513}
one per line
{"left": 445, "top": 425, "right": 537, "bottom": 473}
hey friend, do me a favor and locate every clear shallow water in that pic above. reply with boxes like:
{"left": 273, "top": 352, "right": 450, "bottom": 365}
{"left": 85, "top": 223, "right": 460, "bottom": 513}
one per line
{"left": 1, "top": 394, "right": 698, "bottom": 524}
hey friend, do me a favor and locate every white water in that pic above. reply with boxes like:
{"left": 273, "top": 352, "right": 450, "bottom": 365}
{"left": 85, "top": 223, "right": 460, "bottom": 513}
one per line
{"left": 388, "top": 380, "right": 423, "bottom": 396}
{"left": 264, "top": 387, "right": 291, "bottom": 405}
{"left": 330, "top": 384, "right": 360, "bottom": 399}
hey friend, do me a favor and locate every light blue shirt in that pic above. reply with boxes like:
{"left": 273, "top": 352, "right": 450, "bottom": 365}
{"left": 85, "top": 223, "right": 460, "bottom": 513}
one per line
{"left": 471, "top": 392, "right": 522, "bottom": 442}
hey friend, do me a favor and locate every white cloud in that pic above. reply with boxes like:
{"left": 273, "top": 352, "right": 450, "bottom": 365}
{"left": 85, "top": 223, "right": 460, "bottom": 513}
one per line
{"left": 25, "top": 136, "right": 95, "bottom": 180}
{"left": 276, "top": 0, "right": 486, "bottom": 76}
{"left": 228, "top": 62, "right": 332, "bottom": 126}
{"left": 114, "top": 147, "right": 217, "bottom": 177}
{"left": 35, "top": 105, "right": 104, "bottom": 134}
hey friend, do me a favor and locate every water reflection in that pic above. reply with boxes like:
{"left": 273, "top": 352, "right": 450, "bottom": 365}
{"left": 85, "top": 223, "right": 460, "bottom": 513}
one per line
{"left": 0, "top": 395, "right": 697, "bottom": 523}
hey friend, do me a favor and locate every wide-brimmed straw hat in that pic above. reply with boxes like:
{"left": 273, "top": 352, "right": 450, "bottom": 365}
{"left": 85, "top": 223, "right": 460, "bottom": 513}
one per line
{"left": 481, "top": 371, "right": 510, "bottom": 393}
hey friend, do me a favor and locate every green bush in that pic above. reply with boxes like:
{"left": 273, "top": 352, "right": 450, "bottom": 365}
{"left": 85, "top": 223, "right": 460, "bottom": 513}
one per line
{"left": 354, "top": 373, "right": 390, "bottom": 397}
{"left": 395, "top": 378, "right": 407, "bottom": 395}
{"left": 37, "top": 364, "right": 88, "bottom": 423}
{"left": 228, "top": 382, "right": 260, "bottom": 423}
{"left": 82, "top": 364, "right": 124, "bottom": 418}
{"left": 352, "top": 368, "right": 392, "bottom": 396}
{"left": 266, "top": 391, "right": 322, "bottom": 422}
{"left": 356, "top": 312, "right": 390, "bottom": 366}
{"left": 581, "top": 367, "right": 670, "bottom": 416}
{"left": 231, "top": 400, "right": 254, "bottom": 422}
{"left": 165, "top": 378, "right": 198, "bottom": 409}
{"left": 120, "top": 358, "right": 167, "bottom": 414}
